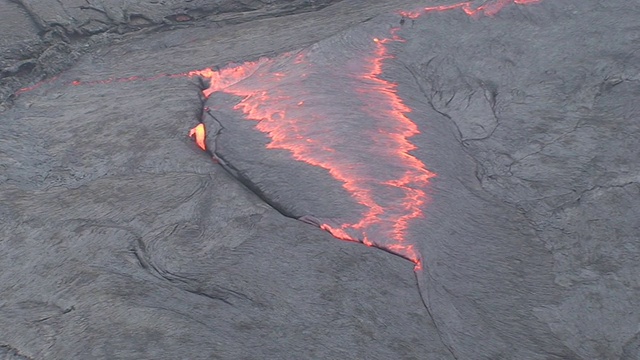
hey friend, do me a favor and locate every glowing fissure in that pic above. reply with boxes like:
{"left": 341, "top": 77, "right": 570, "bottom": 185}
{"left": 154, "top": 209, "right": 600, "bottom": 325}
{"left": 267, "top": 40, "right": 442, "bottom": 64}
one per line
{"left": 358, "top": 31, "right": 435, "bottom": 266}
{"left": 14, "top": 76, "right": 59, "bottom": 95}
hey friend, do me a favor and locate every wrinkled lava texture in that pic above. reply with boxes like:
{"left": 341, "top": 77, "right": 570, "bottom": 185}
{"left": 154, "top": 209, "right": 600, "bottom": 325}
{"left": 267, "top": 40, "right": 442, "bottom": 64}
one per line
{"left": 2, "top": 0, "right": 640, "bottom": 359}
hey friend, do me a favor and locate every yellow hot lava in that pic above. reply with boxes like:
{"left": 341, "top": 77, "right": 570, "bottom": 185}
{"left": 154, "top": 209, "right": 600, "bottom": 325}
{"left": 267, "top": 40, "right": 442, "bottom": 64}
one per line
{"left": 189, "top": 123, "right": 206, "bottom": 151}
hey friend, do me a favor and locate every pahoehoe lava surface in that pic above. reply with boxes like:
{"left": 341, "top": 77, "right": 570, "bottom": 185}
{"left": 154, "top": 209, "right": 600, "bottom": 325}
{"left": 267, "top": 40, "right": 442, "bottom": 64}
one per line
{"left": 199, "top": 37, "right": 436, "bottom": 265}
{"left": 2, "top": 0, "right": 640, "bottom": 359}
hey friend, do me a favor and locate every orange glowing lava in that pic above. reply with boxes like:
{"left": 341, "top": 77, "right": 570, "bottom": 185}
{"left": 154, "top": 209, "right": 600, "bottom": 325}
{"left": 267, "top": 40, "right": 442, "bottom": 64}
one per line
{"left": 188, "top": 60, "right": 267, "bottom": 98}
{"left": 189, "top": 123, "right": 207, "bottom": 150}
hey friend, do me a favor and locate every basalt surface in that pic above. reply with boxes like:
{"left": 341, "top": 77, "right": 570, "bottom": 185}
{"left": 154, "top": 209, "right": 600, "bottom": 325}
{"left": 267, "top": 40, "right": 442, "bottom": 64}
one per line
{"left": 1, "top": 0, "right": 639, "bottom": 359}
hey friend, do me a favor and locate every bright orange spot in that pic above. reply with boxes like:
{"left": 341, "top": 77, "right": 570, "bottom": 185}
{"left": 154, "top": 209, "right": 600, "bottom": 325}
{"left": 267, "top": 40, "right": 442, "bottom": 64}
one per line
{"left": 362, "top": 237, "right": 374, "bottom": 247}
{"left": 321, "top": 224, "right": 357, "bottom": 242}
{"left": 414, "top": 260, "right": 422, "bottom": 271}
{"left": 189, "top": 123, "right": 206, "bottom": 151}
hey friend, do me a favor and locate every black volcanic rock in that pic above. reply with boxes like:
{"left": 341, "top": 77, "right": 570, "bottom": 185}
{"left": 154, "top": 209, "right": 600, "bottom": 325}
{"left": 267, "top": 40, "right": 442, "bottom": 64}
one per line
{"left": 1, "top": 0, "right": 639, "bottom": 359}
{"left": 0, "top": 0, "right": 343, "bottom": 108}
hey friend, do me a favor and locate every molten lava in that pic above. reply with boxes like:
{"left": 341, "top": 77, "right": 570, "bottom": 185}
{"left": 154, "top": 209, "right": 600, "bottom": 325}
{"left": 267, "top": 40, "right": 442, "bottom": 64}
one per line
{"left": 189, "top": 123, "right": 207, "bottom": 151}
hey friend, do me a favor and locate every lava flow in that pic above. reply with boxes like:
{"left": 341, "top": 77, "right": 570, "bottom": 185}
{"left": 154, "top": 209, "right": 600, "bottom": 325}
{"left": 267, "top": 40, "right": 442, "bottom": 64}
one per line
{"left": 190, "top": 43, "right": 435, "bottom": 269}
{"left": 186, "top": 0, "right": 542, "bottom": 270}
{"left": 14, "top": 0, "right": 543, "bottom": 271}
